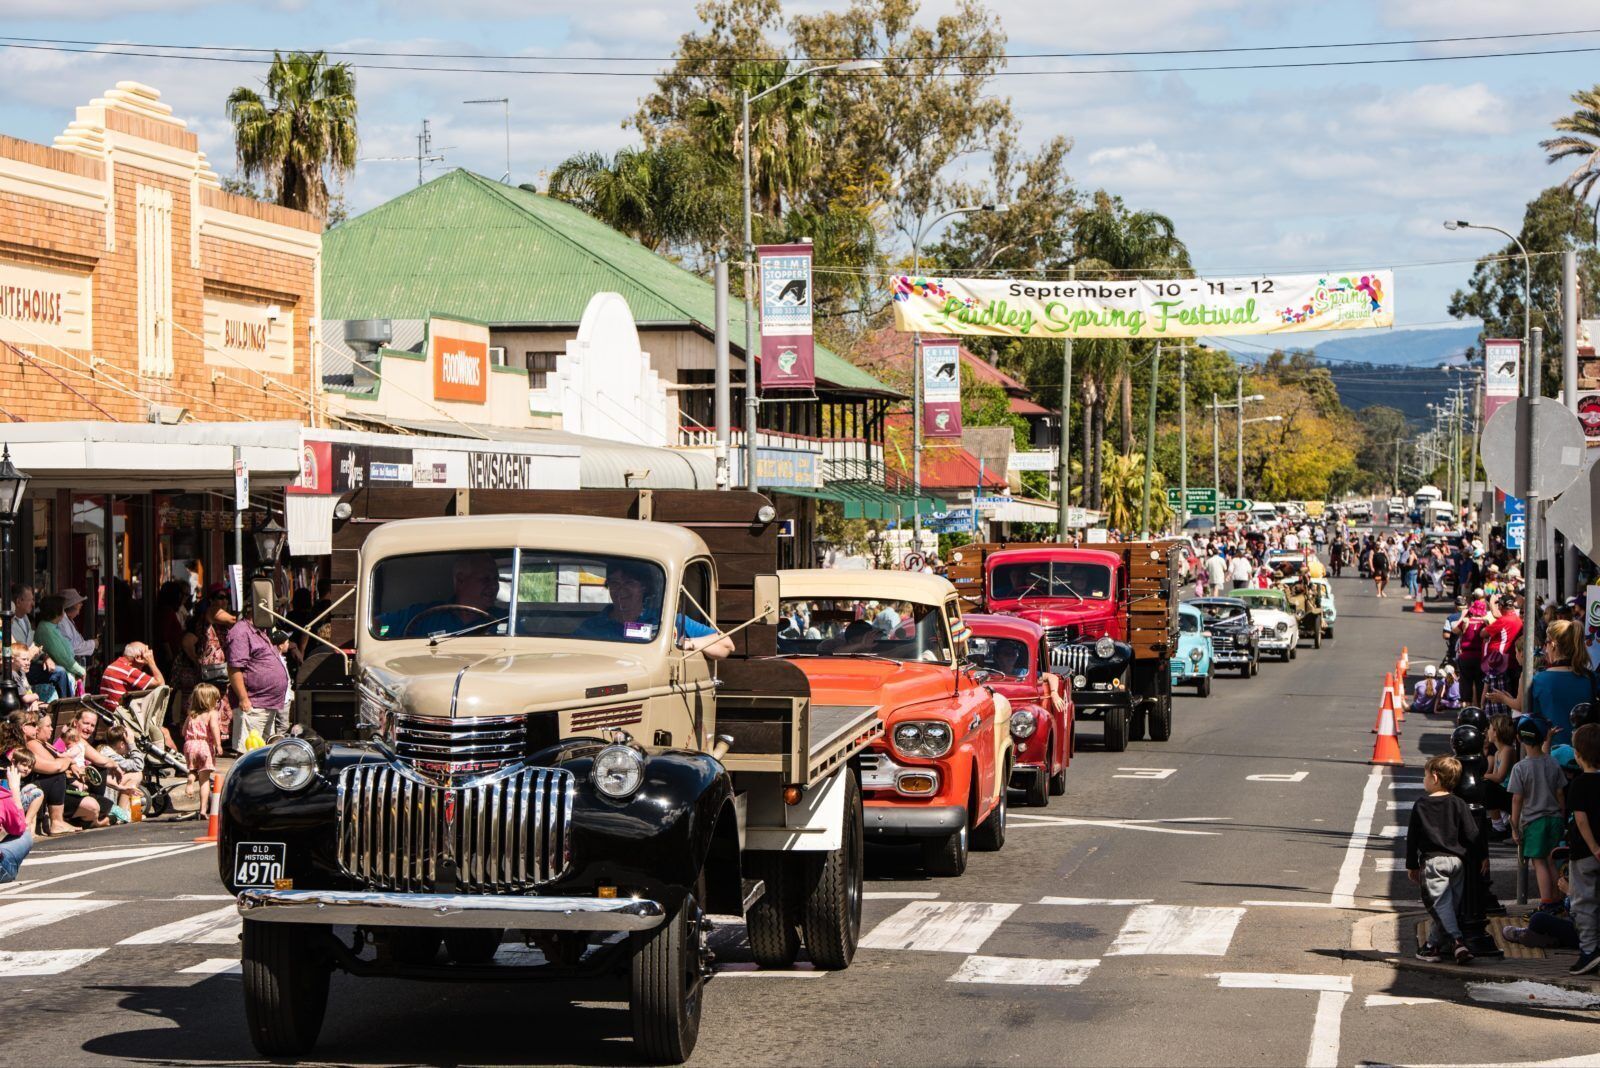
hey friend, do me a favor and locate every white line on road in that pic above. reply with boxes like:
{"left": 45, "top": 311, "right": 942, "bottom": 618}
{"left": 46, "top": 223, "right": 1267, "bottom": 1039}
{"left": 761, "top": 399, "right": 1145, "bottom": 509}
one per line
{"left": 859, "top": 901, "right": 1019, "bottom": 954}
{"left": 24, "top": 845, "right": 192, "bottom": 866}
{"left": 0, "top": 891, "right": 92, "bottom": 899}
{"left": 1246, "top": 771, "right": 1310, "bottom": 782}
{"left": 1364, "top": 994, "right": 1443, "bottom": 1007}
{"left": 173, "top": 894, "right": 236, "bottom": 901}
{"left": 1006, "top": 813, "right": 1222, "bottom": 836}
{"left": 0, "top": 843, "right": 212, "bottom": 896}
{"left": 118, "top": 905, "right": 240, "bottom": 946}
{"left": 0, "top": 898, "right": 119, "bottom": 938}
{"left": 1378, "top": 825, "right": 1407, "bottom": 838}
{"left": 1212, "top": 972, "right": 1352, "bottom": 992}
{"left": 1331, "top": 766, "right": 1384, "bottom": 909}
{"left": 863, "top": 891, "right": 940, "bottom": 901}
{"left": 1307, "top": 990, "right": 1350, "bottom": 1068}
{"left": 1388, "top": 801, "right": 1415, "bottom": 811}
{"left": 1374, "top": 858, "right": 1407, "bottom": 872}
{"left": 1390, "top": 782, "right": 1425, "bottom": 791}
{"left": 1106, "top": 905, "right": 1245, "bottom": 956}
{"left": 1466, "top": 981, "right": 1600, "bottom": 1010}
{"left": 1038, "top": 896, "right": 1155, "bottom": 906}
{"left": 1241, "top": 899, "right": 1398, "bottom": 910}
{"left": 949, "top": 955, "right": 1099, "bottom": 986}
{"left": 1112, "top": 767, "right": 1176, "bottom": 779}
{"left": 179, "top": 958, "right": 242, "bottom": 976}
{"left": 0, "top": 948, "right": 107, "bottom": 975}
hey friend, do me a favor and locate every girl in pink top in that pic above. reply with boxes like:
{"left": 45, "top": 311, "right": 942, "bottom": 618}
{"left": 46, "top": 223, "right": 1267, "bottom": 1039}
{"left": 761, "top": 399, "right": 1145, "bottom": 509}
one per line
{"left": 182, "top": 683, "right": 223, "bottom": 818}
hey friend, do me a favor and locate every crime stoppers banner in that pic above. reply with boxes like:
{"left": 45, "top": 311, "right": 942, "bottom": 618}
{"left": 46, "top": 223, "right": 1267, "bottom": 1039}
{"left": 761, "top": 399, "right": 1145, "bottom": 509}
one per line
{"left": 891, "top": 271, "right": 1394, "bottom": 339}
{"left": 758, "top": 243, "right": 815, "bottom": 390}
{"left": 921, "top": 338, "right": 962, "bottom": 438}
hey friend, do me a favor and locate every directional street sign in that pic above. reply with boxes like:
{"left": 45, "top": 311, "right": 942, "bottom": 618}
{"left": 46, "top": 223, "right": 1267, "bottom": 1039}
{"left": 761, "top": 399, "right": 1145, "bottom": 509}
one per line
{"left": 1166, "top": 487, "right": 1219, "bottom": 515}
{"left": 1220, "top": 498, "right": 1252, "bottom": 511}
{"left": 1504, "top": 495, "right": 1526, "bottom": 553}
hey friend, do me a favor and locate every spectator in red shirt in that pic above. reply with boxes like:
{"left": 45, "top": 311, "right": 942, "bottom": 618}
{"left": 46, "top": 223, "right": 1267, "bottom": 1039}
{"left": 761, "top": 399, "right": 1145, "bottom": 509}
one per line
{"left": 100, "top": 642, "right": 164, "bottom": 709}
{"left": 1481, "top": 596, "right": 1523, "bottom": 714}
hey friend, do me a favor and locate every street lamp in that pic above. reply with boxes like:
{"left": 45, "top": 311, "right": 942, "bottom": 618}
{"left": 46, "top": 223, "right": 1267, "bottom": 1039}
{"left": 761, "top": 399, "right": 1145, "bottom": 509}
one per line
{"left": 911, "top": 203, "right": 1001, "bottom": 545}
{"left": 0, "top": 446, "right": 31, "bottom": 716}
{"left": 252, "top": 516, "right": 285, "bottom": 574}
{"left": 463, "top": 98, "right": 512, "bottom": 184}
{"left": 1444, "top": 219, "right": 1532, "bottom": 384}
{"left": 1210, "top": 388, "right": 1266, "bottom": 497}
{"left": 740, "top": 57, "right": 884, "bottom": 492}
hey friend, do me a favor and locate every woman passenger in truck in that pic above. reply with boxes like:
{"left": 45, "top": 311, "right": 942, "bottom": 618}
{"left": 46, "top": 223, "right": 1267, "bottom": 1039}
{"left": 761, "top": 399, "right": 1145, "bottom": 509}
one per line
{"left": 574, "top": 561, "right": 733, "bottom": 659}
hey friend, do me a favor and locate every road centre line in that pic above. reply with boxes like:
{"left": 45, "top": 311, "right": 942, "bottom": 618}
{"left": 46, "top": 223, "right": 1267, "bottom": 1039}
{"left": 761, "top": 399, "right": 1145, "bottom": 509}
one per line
{"left": 1331, "top": 766, "right": 1384, "bottom": 909}
{"left": 0, "top": 843, "right": 212, "bottom": 896}
{"left": 859, "top": 901, "right": 1019, "bottom": 954}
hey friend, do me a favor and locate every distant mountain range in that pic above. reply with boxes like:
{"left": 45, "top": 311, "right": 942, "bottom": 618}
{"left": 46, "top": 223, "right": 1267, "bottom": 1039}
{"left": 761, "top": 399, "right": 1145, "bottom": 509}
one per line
{"left": 1295, "top": 324, "right": 1482, "bottom": 367}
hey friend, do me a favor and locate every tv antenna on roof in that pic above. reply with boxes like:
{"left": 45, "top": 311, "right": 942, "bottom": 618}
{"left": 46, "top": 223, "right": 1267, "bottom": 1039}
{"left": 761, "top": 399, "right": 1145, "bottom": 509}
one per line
{"left": 357, "top": 118, "right": 449, "bottom": 186}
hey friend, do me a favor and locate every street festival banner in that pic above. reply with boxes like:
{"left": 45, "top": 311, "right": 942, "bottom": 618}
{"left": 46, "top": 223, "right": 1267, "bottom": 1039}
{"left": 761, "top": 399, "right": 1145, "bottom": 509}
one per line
{"left": 1482, "top": 337, "right": 1523, "bottom": 426}
{"left": 757, "top": 243, "right": 815, "bottom": 390}
{"left": 921, "top": 338, "right": 963, "bottom": 438}
{"left": 891, "top": 271, "right": 1394, "bottom": 339}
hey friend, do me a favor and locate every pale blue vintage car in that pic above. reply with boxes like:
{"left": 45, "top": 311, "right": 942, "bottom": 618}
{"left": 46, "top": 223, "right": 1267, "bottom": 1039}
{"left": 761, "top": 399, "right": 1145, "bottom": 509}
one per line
{"left": 1171, "top": 601, "right": 1215, "bottom": 698}
{"left": 1310, "top": 576, "right": 1336, "bottom": 638}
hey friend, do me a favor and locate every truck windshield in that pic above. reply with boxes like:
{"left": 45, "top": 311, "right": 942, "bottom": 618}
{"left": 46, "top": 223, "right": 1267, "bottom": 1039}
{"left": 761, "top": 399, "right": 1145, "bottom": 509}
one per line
{"left": 776, "top": 598, "right": 952, "bottom": 664}
{"left": 990, "top": 561, "right": 1112, "bottom": 601}
{"left": 368, "top": 549, "right": 668, "bottom": 644}
{"left": 1196, "top": 602, "right": 1248, "bottom": 624}
{"left": 968, "top": 635, "right": 1030, "bottom": 677}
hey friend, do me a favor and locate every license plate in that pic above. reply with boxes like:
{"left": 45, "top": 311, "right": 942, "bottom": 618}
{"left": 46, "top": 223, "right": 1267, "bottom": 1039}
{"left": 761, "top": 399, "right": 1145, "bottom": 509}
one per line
{"left": 233, "top": 842, "right": 287, "bottom": 887}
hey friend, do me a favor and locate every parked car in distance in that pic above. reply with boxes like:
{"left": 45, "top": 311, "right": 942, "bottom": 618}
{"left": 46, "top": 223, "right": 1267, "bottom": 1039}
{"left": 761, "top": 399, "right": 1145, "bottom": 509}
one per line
{"left": 1190, "top": 597, "right": 1258, "bottom": 677}
{"left": 1170, "top": 602, "right": 1215, "bottom": 697}
{"left": 1233, "top": 587, "right": 1299, "bottom": 661}
{"left": 1309, "top": 576, "right": 1336, "bottom": 638}
{"left": 965, "top": 613, "right": 1073, "bottom": 807}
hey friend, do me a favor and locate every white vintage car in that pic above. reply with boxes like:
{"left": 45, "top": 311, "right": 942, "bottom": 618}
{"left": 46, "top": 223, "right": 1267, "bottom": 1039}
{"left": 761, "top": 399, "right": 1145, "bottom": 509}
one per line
{"left": 1232, "top": 587, "right": 1299, "bottom": 661}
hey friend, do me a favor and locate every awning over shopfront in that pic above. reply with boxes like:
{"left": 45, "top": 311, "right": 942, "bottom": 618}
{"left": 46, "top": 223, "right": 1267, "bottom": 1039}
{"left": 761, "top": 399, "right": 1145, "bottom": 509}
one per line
{"left": 782, "top": 484, "right": 946, "bottom": 521}
{"left": 0, "top": 421, "right": 306, "bottom": 491}
{"left": 987, "top": 496, "right": 1063, "bottom": 524}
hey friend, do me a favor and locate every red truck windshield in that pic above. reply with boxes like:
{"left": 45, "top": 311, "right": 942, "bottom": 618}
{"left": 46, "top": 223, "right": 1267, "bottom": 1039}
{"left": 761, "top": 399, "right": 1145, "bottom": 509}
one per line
{"left": 990, "top": 561, "right": 1113, "bottom": 602}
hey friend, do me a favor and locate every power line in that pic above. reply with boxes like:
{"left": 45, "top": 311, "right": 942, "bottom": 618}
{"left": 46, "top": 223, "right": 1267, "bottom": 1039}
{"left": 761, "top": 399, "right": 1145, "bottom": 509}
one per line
{"left": 8, "top": 37, "right": 1600, "bottom": 78}
{"left": 4, "top": 26, "right": 1600, "bottom": 63}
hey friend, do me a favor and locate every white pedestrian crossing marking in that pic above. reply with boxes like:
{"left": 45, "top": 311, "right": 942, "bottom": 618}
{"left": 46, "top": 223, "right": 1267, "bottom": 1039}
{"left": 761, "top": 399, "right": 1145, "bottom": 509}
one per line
{"left": 0, "top": 898, "right": 118, "bottom": 939}
{"left": 1377, "top": 825, "right": 1406, "bottom": 838}
{"left": 1212, "top": 972, "right": 1352, "bottom": 992}
{"left": 179, "top": 958, "right": 242, "bottom": 976}
{"left": 1389, "top": 782, "right": 1424, "bottom": 792}
{"left": 949, "top": 955, "right": 1099, "bottom": 986}
{"left": 26, "top": 845, "right": 192, "bottom": 867}
{"left": 863, "top": 891, "right": 940, "bottom": 901}
{"left": 1387, "top": 801, "right": 1414, "bottom": 812}
{"left": 0, "top": 948, "right": 106, "bottom": 975}
{"left": 1038, "top": 896, "right": 1154, "bottom": 906}
{"left": 859, "top": 901, "right": 1019, "bottom": 954}
{"left": 1106, "top": 905, "right": 1245, "bottom": 956}
{"left": 119, "top": 905, "right": 240, "bottom": 946}
{"left": 1374, "top": 858, "right": 1407, "bottom": 872}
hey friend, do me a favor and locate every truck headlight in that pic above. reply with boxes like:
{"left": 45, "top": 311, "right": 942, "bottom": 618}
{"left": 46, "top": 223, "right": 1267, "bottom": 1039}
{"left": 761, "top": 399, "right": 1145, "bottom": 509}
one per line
{"left": 592, "top": 745, "right": 645, "bottom": 800}
{"left": 1189, "top": 648, "right": 1203, "bottom": 663}
{"left": 1009, "top": 710, "right": 1036, "bottom": 740}
{"left": 1073, "top": 674, "right": 1087, "bottom": 688}
{"left": 1094, "top": 636, "right": 1116, "bottom": 659}
{"left": 1276, "top": 622, "right": 1290, "bottom": 635}
{"left": 892, "top": 720, "right": 954, "bottom": 759}
{"left": 265, "top": 737, "right": 317, "bottom": 792}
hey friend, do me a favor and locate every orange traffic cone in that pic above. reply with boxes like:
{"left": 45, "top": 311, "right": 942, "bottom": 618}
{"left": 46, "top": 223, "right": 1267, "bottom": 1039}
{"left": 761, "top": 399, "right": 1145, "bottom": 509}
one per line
{"left": 1374, "top": 679, "right": 1402, "bottom": 732}
{"left": 1413, "top": 592, "right": 1425, "bottom": 613}
{"left": 193, "top": 773, "right": 222, "bottom": 844}
{"left": 1401, "top": 646, "right": 1410, "bottom": 675}
{"left": 1370, "top": 698, "right": 1404, "bottom": 766}
{"left": 1392, "top": 670, "right": 1406, "bottom": 723}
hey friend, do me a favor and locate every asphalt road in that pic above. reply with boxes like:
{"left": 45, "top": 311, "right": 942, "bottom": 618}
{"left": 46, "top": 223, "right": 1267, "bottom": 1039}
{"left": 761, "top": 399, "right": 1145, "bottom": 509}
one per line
{"left": 2, "top": 573, "right": 1595, "bottom": 1066}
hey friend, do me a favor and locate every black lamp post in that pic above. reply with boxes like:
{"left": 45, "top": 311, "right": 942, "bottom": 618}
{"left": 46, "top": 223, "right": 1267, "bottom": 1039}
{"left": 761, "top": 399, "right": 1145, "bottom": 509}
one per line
{"left": 252, "top": 516, "right": 285, "bottom": 575}
{"left": 0, "top": 446, "right": 32, "bottom": 716}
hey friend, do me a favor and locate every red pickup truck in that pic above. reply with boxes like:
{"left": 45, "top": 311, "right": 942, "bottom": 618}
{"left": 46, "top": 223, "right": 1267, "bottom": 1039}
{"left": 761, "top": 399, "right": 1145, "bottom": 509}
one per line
{"left": 950, "top": 540, "right": 1179, "bottom": 753}
{"left": 965, "top": 613, "right": 1073, "bottom": 806}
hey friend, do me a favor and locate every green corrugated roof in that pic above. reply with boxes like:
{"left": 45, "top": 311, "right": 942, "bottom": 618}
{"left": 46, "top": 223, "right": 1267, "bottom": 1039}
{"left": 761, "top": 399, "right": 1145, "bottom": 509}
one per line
{"left": 323, "top": 169, "right": 896, "bottom": 397}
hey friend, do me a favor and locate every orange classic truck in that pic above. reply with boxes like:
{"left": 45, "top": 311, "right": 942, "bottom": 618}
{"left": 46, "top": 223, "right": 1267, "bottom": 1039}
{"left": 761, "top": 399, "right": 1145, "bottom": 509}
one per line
{"left": 774, "top": 570, "right": 1012, "bottom": 877}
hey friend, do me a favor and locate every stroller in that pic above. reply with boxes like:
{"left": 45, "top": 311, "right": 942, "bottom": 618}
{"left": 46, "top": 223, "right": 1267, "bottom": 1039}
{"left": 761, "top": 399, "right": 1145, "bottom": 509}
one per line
{"left": 103, "top": 686, "right": 190, "bottom": 817}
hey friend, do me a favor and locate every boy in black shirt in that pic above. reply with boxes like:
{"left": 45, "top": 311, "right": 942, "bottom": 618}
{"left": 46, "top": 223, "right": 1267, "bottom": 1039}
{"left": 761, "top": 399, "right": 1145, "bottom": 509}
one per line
{"left": 1407, "top": 754, "right": 1481, "bottom": 964}
{"left": 1567, "top": 724, "right": 1600, "bottom": 975}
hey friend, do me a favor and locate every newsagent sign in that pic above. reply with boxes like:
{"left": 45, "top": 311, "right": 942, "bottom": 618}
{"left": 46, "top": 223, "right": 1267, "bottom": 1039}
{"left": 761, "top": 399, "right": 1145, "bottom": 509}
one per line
{"left": 891, "top": 271, "right": 1395, "bottom": 339}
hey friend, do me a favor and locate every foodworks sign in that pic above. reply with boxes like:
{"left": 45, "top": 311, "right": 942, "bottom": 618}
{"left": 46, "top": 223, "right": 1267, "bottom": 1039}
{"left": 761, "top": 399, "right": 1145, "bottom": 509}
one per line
{"left": 428, "top": 316, "right": 490, "bottom": 404}
{"left": 891, "top": 271, "right": 1394, "bottom": 339}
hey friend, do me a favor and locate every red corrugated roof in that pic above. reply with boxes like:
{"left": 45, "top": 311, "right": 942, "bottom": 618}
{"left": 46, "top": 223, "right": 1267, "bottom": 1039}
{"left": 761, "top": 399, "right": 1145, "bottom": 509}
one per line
{"left": 884, "top": 412, "right": 1009, "bottom": 491}
{"left": 853, "top": 329, "right": 1054, "bottom": 419}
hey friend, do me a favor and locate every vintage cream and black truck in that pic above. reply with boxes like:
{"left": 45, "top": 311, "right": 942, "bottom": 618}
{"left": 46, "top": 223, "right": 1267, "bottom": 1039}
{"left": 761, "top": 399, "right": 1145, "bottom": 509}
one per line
{"left": 218, "top": 491, "right": 877, "bottom": 1064}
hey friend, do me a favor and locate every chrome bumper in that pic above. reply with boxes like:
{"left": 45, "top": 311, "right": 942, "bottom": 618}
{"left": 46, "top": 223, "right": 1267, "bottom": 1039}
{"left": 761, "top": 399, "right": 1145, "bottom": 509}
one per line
{"left": 236, "top": 889, "right": 665, "bottom": 931}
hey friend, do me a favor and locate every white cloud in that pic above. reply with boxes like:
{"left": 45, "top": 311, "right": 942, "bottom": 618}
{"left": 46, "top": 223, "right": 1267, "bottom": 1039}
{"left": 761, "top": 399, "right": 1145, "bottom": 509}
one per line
{"left": 1350, "top": 83, "right": 1512, "bottom": 136}
{"left": 1380, "top": 1, "right": 1600, "bottom": 34}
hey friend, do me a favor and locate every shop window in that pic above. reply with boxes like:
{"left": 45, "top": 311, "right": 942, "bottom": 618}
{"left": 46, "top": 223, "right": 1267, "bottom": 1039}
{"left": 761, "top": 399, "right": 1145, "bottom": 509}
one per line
{"left": 525, "top": 351, "right": 562, "bottom": 389}
{"left": 137, "top": 185, "right": 174, "bottom": 377}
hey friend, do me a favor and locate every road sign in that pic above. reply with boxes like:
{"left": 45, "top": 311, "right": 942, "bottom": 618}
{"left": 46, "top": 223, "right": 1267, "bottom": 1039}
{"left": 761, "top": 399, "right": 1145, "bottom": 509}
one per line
{"left": 1504, "top": 495, "right": 1526, "bottom": 553}
{"left": 902, "top": 551, "right": 926, "bottom": 571}
{"left": 1543, "top": 460, "right": 1600, "bottom": 559}
{"left": 1166, "top": 487, "right": 1219, "bottom": 515}
{"left": 1219, "top": 498, "right": 1251, "bottom": 511}
{"left": 1481, "top": 397, "right": 1586, "bottom": 499}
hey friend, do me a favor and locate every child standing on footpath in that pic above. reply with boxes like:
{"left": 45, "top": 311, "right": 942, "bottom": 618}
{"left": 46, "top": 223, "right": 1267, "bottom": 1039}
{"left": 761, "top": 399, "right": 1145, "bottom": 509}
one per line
{"left": 1408, "top": 754, "right": 1481, "bottom": 964}
{"left": 181, "top": 683, "right": 223, "bottom": 820}
{"left": 1509, "top": 716, "right": 1569, "bottom": 912}
{"left": 1566, "top": 723, "right": 1600, "bottom": 975}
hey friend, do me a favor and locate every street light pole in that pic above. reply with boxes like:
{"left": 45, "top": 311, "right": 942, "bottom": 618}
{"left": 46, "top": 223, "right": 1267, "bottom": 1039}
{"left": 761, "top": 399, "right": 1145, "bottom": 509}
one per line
{"left": 1445, "top": 219, "right": 1532, "bottom": 385}
{"left": 1178, "top": 344, "right": 1188, "bottom": 532}
{"left": 1139, "top": 342, "right": 1161, "bottom": 537}
{"left": 1055, "top": 266, "right": 1075, "bottom": 540}
{"left": 739, "top": 58, "right": 883, "bottom": 495}
{"left": 1236, "top": 371, "right": 1245, "bottom": 499}
{"left": 1211, "top": 393, "right": 1220, "bottom": 491}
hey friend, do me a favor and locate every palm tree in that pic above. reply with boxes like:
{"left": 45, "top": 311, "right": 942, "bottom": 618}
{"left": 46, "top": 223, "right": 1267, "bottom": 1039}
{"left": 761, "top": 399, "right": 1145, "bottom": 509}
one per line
{"left": 226, "top": 51, "right": 357, "bottom": 221}
{"left": 689, "top": 62, "right": 832, "bottom": 224}
{"left": 548, "top": 142, "right": 732, "bottom": 253}
{"left": 1097, "top": 445, "right": 1172, "bottom": 535}
{"left": 1542, "top": 85, "right": 1600, "bottom": 238}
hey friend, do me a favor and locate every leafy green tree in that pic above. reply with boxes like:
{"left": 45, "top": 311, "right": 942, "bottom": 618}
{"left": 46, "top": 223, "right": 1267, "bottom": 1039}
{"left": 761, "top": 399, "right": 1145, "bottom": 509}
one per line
{"left": 226, "top": 50, "right": 357, "bottom": 220}
{"left": 548, "top": 142, "right": 734, "bottom": 254}
{"left": 1542, "top": 85, "right": 1600, "bottom": 236}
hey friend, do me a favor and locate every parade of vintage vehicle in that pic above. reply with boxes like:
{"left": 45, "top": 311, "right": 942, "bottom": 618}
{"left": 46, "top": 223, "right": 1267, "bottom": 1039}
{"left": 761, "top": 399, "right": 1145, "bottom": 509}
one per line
{"left": 2, "top": 5, "right": 1599, "bottom": 1068}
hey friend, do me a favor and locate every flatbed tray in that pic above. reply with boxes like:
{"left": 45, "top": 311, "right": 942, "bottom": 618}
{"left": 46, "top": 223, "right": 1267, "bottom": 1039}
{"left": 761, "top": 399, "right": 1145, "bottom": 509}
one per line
{"left": 807, "top": 703, "right": 882, "bottom": 782}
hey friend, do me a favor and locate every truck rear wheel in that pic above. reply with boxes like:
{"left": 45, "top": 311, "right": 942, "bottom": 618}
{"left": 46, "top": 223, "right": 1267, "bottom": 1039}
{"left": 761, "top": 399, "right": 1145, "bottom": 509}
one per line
{"left": 443, "top": 928, "right": 502, "bottom": 964}
{"left": 1148, "top": 697, "right": 1173, "bottom": 742}
{"left": 1197, "top": 675, "right": 1212, "bottom": 699}
{"left": 922, "top": 821, "right": 968, "bottom": 877}
{"left": 744, "top": 852, "right": 800, "bottom": 969}
{"left": 1312, "top": 622, "right": 1323, "bottom": 649}
{"left": 630, "top": 892, "right": 707, "bottom": 1064}
{"left": 1102, "top": 706, "right": 1129, "bottom": 752}
{"left": 802, "top": 773, "right": 863, "bottom": 970}
{"left": 241, "top": 920, "right": 331, "bottom": 1058}
{"left": 1049, "top": 764, "right": 1068, "bottom": 796}
{"left": 1022, "top": 765, "right": 1048, "bottom": 807}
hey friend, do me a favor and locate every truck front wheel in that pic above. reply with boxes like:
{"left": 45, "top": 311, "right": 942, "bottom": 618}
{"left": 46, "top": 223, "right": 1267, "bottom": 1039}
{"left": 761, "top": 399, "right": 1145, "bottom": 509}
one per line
{"left": 922, "top": 821, "right": 969, "bottom": 877}
{"left": 630, "top": 892, "right": 708, "bottom": 1064}
{"left": 1312, "top": 622, "right": 1323, "bottom": 649}
{"left": 802, "top": 773, "right": 863, "bottom": 970}
{"left": 1102, "top": 706, "right": 1129, "bottom": 752}
{"left": 241, "top": 920, "right": 331, "bottom": 1058}
{"left": 744, "top": 852, "right": 800, "bottom": 968}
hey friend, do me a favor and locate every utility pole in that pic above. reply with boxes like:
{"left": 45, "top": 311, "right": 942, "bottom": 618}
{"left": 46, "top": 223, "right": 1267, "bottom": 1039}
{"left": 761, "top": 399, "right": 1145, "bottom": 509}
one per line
{"left": 1178, "top": 344, "right": 1188, "bottom": 531}
{"left": 713, "top": 262, "right": 731, "bottom": 490}
{"left": 1520, "top": 326, "right": 1544, "bottom": 716}
{"left": 1235, "top": 371, "right": 1245, "bottom": 500}
{"left": 1140, "top": 342, "right": 1162, "bottom": 536}
{"left": 1211, "top": 393, "right": 1221, "bottom": 491}
{"left": 1055, "top": 267, "right": 1075, "bottom": 540}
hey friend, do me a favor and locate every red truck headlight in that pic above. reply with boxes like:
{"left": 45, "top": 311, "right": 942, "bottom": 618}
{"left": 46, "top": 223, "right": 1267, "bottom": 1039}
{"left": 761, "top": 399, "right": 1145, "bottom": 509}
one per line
{"left": 1009, "top": 710, "right": 1037, "bottom": 740}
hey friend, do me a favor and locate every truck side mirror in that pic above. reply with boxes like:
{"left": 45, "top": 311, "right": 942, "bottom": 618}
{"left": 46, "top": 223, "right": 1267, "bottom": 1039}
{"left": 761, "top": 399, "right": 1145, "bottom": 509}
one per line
{"left": 752, "top": 574, "right": 781, "bottom": 626}
{"left": 250, "top": 579, "right": 275, "bottom": 631}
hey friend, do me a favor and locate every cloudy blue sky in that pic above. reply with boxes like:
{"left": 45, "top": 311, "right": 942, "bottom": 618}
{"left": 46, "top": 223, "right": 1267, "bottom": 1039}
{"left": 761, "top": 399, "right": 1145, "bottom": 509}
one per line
{"left": 4, "top": 0, "right": 1599, "bottom": 344}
